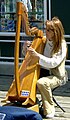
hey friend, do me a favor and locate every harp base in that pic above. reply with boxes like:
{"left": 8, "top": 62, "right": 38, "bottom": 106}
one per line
{"left": 28, "top": 104, "right": 39, "bottom": 113}
{"left": 1, "top": 99, "right": 39, "bottom": 113}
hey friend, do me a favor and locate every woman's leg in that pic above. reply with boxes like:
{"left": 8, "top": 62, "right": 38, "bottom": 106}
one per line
{"left": 37, "top": 76, "right": 60, "bottom": 115}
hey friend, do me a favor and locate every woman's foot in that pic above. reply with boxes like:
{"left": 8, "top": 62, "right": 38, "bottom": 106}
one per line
{"left": 45, "top": 110, "right": 55, "bottom": 119}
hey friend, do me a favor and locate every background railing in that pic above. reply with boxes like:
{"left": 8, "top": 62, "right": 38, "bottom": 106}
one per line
{"left": 0, "top": 32, "right": 70, "bottom": 79}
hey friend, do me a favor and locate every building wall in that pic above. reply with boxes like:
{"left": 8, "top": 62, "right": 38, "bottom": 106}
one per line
{"left": 51, "top": 0, "right": 70, "bottom": 35}
{"left": 0, "top": 0, "right": 70, "bottom": 79}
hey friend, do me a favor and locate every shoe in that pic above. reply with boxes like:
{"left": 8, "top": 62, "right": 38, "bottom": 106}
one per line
{"left": 45, "top": 111, "right": 55, "bottom": 119}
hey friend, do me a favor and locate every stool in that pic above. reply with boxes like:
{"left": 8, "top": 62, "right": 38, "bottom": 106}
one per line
{"left": 52, "top": 86, "right": 65, "bottom": 112}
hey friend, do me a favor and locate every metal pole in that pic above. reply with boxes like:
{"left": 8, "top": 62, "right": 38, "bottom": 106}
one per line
{"left": 44, "top": 0, "right": 47, "bottom": 28}
{"left": 48, "top": 0, "right": 51, "bottom": 20}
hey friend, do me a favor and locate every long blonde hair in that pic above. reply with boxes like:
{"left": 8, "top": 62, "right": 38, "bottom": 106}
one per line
{"left": 45, "top": 17, "right": 65, "bottom": 54}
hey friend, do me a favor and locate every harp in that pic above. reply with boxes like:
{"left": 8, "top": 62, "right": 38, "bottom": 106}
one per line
{"left": 4, "top": 2, "right": 46, "bottom": 112}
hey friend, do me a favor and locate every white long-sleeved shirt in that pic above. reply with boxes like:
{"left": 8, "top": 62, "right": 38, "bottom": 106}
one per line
{"left": 39, "top": 39, "right": 67, "bottom": 69}
{"left": 38, "top": 38, "right": 68, "bottom": 84}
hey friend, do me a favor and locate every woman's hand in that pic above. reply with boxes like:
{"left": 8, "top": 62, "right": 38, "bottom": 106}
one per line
{"left": 22, "top": 40, "right": 31, "bottom": 56}
{"left": 27, "top": 47, "right": 40, "bottom": 59}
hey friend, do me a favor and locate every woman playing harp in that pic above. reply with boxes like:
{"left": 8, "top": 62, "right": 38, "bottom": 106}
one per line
{"left": 23, "top": 17, "right": 68, "bottom": 118}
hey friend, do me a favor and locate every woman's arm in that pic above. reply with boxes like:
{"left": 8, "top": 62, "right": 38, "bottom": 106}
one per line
{"left": 27, "top": 40, "right": 67, "bottom": 69}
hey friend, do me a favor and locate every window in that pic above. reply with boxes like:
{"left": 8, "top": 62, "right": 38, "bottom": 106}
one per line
{"left": 0, "top": 0, "right": 44, "bottom": 32}
{"left": 0, "top": 0, "right": 16, "bottom": 32}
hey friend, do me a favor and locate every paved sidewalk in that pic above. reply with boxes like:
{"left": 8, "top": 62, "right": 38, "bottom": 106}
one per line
{"left": 0, "top": 78, "right": 70, "bottom": 120}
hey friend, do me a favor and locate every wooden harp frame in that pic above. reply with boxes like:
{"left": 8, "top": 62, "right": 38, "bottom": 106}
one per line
{"left": 5, "top": 2, "right": 46, "bottom": 109}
